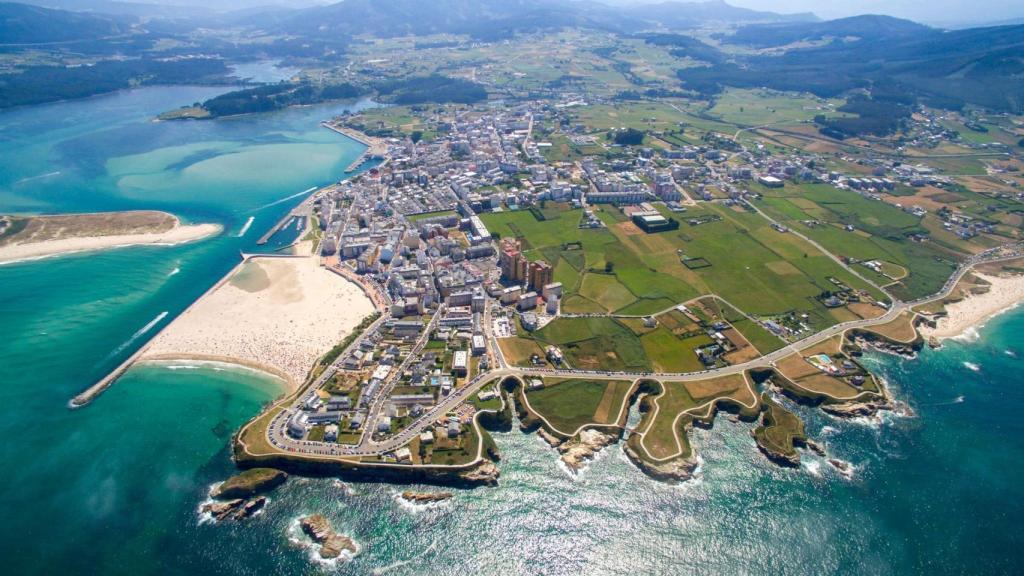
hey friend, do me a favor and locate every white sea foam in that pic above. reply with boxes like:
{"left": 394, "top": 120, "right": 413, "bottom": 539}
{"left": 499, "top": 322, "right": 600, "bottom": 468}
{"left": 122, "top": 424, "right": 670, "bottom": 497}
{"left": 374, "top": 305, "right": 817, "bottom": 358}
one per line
{"left": 819, "top": 426, "right": 839, "bottom": 437}
{"left": 963, "top": 361, "right": 981, "bottom": 372}
{"left": 168, "top": 266, "right": 181, "bottom": 277}
{"left": 1005, "top": 349, "right": 1017, "bottom": 358}
{"left": 952, "top": 327, "right": 981, "bottom": 343}
{"left": 804, "top": 459, "right": 823, "bottom": 478}
{"left": 393, "top": 491, "right": 451, "bottom": 513}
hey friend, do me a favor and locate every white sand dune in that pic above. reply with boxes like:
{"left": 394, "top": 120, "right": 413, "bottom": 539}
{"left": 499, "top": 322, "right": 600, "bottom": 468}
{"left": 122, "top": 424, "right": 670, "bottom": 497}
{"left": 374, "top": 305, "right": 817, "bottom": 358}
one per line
{"left": 921, "top": 272, "right": 1024, "bottom": 340}
{"left": 140, "top": 256, "right": 374, "bottom": 388}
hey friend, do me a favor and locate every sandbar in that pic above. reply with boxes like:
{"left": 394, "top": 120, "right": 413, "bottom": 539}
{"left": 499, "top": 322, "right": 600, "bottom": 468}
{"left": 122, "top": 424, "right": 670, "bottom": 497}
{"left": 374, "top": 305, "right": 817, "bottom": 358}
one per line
{"left": 139, "top": 256, "right": 375, "bottom": 388}
{"left": 920, "top": 272, "right": 1024, "bottom": 340}
{"left": 0, "top": 210, "right": 221, "bottom": 264}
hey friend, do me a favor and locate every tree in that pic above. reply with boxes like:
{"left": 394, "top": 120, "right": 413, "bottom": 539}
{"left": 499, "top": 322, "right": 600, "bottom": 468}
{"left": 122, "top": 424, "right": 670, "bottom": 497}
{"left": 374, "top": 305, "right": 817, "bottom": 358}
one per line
{"left": 613, "top": 128, "right": 644, "bottom": 146}
{"left": 605, "top": 261, "right": 615, "bottom": 273}
{"left": 410, "top": 131, "right": 423, "bottom": 143}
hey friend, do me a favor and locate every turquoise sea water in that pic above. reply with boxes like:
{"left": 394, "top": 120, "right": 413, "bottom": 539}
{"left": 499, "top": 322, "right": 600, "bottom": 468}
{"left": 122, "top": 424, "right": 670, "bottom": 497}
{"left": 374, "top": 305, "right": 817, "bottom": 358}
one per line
{"left": 1, "top": 85, "right": 1023, "bottom": 575}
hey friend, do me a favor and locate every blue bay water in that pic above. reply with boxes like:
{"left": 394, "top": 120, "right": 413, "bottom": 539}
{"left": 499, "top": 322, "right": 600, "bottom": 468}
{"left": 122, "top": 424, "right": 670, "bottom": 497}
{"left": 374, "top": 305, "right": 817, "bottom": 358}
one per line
{"left": 1, "top": 85, "right": 1022, "bottom": 574}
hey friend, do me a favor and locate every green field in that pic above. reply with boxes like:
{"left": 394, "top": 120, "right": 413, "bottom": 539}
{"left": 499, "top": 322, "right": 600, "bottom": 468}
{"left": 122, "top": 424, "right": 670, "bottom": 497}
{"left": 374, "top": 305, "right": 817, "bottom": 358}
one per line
{"left": 525, "top": 378, "right": 633, "bottom": 434}
{"left": 533, "top": 316, "right": 650, "bottom": 371}
{"left": 486, "top": 200, "right": 888, "bottom": 337}
{"left": 639, "top": 327, "right": 712, "bottom": 373}
{"left": 752, "top": 182, "right": 965, "bottom": 300}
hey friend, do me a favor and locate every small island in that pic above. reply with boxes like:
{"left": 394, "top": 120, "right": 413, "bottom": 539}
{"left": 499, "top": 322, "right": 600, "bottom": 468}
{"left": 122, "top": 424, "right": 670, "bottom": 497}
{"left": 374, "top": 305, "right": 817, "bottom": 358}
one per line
{"left": 0, "top": 210, "right": 220, "bottom": 264}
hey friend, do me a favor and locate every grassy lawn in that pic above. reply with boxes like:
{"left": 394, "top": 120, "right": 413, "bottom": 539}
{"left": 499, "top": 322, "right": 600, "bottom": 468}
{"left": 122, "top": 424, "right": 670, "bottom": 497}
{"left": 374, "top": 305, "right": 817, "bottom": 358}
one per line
{"left": 497, "top": 336, "right": 547, "bottom": 367}
{"left": 579, "top": 272, "right": 638, "bottom": 312}
{"left": 533, "top": 316, "right": 651, "bottom": 371}
{"left": 525, "top": 378, "right": 632, "bottom": 434}
{"left": 753, "top": 395, "right": 806, "bottom": 460}
{"left": 639, "top": 381, "right": 697, "bottom": 459}
{"left": 640, "top": 327, "right": 711, "bottom": 373}
{"left": 407, "top": 209, "right": 458, "bottom": 222}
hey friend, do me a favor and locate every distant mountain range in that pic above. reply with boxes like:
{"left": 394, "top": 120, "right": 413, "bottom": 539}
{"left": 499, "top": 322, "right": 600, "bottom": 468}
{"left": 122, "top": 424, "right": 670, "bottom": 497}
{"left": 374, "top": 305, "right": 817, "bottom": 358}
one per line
{"left": 0, "top": 2, "right": 130, "bottom": 43}
{"left": 255, "top": 0, "right": 817, "bottom": 39}
{"left": 1, "top": 0, "right": 1022, "bottom": 113}
{"left": 678, "top": 15, "right": 1024, "bottom": 112}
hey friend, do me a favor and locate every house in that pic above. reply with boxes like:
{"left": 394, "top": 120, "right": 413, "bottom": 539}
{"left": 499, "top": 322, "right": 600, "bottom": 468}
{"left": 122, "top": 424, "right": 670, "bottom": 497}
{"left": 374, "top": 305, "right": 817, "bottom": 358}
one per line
{"left": 395, "top": 447, "right": 412, "bottom": 463}
{"left": 419, "top": 430, "right": 435, "bottom": 444}
{"left": 324, "top": 424, "right": 339, "bottom": 442}
{"left": 378, "top": 416, "right": 392, "bottom": 433}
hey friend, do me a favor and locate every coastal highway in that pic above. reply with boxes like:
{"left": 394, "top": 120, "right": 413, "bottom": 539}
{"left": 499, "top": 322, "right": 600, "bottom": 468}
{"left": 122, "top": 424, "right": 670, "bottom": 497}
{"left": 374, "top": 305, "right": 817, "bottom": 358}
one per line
{"left": 257, "top": 245, "right": 1023, "bottom": 459}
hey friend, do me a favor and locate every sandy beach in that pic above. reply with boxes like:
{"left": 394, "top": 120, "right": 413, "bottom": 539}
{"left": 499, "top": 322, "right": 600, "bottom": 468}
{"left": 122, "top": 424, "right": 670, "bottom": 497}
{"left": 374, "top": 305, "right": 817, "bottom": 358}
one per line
{"left": 139, "top": 256, "right": 375, "bottom": 389}
{"left": 0, "top": 213, "right": 221, "bottom": 264}
{"left": 920, "top": 272, "right": 1024, "bottom": 340}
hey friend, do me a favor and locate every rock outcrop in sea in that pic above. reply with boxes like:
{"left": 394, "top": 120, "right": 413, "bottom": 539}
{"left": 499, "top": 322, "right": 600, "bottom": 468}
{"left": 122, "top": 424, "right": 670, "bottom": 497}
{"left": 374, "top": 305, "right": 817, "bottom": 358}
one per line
{"left": 400, "top": 491, "right": 453, "bottom": 504}
{"left": 457, "top": 460, "right": 500, "bottom": 485}
{"left": 202, "top": 496, "right": 267, "bottom": 521}
{"left": 558, "top": 429, "right": 617, "bottom": 472}
{"left": 212, "top": 468, "right": 288, "bottom": 499}
{"left": 300, "top": 514, "right": 357, "bottom": 559}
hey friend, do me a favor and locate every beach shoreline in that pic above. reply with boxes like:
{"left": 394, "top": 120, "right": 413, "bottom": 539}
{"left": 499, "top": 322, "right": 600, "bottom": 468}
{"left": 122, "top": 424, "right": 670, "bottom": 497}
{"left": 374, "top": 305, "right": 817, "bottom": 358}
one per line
{"left": 0, "top": 215, "right": 221, "bottom": 264}
{"left": 138, "top": 255, "right": 374, "bottom": 389}
{"left": 919, "top": 272, "right": 1024, "bottom": 341}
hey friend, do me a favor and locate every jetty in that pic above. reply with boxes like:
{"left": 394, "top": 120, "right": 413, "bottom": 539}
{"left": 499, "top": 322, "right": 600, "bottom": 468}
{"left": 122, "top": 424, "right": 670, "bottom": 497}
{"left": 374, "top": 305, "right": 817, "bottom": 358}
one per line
{"left": 321, "top": 122, "right": 387, "bottom": 172}
{"left": 69, "top": 255, "right": 250, "bottom": 408}
{"left": 256, "top": 190, "right": 318, "bottom": 246}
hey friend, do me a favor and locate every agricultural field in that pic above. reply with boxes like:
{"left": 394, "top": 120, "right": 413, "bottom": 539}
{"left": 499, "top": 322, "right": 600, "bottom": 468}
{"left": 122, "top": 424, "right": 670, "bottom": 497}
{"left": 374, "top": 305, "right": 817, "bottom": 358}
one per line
{"left": 532, "top": 316, "right": 650, "bottom": 372}
{"left": 706, "top": 88, "right": 849, "bottom": 127}
{"left": 486, "top": 200, "right": 886, "bottom": 338}
{"left": 524, "top": 378, "right": 634, "bottom": 435}
{"left": 750, "top": 181, "right": 968, "bottom": 300}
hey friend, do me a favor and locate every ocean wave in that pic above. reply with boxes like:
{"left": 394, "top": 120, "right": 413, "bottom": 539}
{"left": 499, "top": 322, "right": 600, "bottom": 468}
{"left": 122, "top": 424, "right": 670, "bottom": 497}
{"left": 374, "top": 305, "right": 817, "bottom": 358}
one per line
{"left": 952, "top": 327, "right": 981, "bottom": 343}
{"left": 168, "top": 266, "right": 181, "bottom": 277}
{"left": 963, "top": 361, "right": 981, "bottom": 372}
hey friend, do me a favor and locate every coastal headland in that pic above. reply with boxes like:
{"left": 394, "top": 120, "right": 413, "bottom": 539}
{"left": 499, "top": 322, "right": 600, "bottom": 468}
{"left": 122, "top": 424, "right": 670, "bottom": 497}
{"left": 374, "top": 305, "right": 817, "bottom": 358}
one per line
{"left": 0, "top": 211, "right": 220, "bottom": 264}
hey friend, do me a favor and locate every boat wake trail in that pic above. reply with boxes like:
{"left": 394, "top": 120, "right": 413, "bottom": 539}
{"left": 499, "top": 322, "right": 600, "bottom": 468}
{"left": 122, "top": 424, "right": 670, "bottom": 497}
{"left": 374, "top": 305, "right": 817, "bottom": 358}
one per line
{"left": 104, "top": 311, "right": 168, "bottom": 361}
{"left": 251, "top": 187, "right": 316, "bottom": 212}
{"left": 14, "top": 171, "right": 60, "bottom": 185}
{"left": 237, "top": 216, "right": 255, "bottom": 237}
